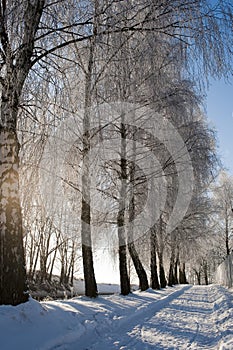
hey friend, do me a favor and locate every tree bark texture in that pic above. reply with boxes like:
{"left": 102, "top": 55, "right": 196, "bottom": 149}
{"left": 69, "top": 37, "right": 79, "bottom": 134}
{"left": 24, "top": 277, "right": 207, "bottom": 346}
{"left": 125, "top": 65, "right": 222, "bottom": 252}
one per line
{"left": 118, "top": 121, "right": 130, "bottom": 295}
{"left": 0, "top": 129, "right": 28, "bottom": 305}
{"left": 127, "top": 129, "right": 149, "bottom": 291}
{"left": 179, "top": 262, "right": 188, "bottom": 284}
{"left": 150, "top": 227, "right": 160, "bottom": 290}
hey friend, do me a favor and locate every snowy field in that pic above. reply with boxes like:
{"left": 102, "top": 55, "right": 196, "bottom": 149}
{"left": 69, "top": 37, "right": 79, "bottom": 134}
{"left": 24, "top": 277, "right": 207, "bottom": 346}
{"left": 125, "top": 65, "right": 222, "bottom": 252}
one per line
{"left": 0, "top": 285, "right": 232, "bottom": 350}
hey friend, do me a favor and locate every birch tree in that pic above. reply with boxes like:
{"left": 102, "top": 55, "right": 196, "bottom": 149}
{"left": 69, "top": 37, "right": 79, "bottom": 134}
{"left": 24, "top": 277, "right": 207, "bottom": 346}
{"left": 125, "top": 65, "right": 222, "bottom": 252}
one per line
{"left": 0, "top": 0, "right": 232, "bottom": 305}
{"left": 211, "top": 172, "right": 233, "bottom": 256}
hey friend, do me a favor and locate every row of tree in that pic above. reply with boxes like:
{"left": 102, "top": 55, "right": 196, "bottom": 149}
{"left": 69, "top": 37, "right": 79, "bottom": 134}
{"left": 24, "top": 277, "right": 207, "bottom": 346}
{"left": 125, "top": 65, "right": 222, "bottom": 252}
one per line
{"left": 0, "top": 0, "right": 232, "bottom": 305}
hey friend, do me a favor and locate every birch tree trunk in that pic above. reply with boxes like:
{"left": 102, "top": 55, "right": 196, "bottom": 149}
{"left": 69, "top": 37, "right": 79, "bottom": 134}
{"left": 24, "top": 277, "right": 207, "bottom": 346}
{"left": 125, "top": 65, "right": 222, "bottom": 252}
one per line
{"left": 127, "top": 127, "right": 149, "bottom": 291}
{"left": 0, "top": 0, "right": 45, "bottom": 304}
{"left": 80, "top": 0, "right": 99, "bottom": 297}
{"left": 168, "top": 239, "right": 177, "bottom": 287}
{"left": 173, "top": 249, "right": 179, "bottom": 285}
{"left": 0, "top": 128, "right": 28, "bottom": 305}
{"left": 80, "top": 68, "right": 98, "bottom": 298}
{"left": 150, "top": 225, "right": 160, "bottom": 290}
{"left": 225, "top": 212, "right": 230, "bottom": 256}
{"left": 179, "top": 262, "right": 188, "bottom": 284}
{"left": 157, "top": 215, "right": 167, "bottom": 288}
{"left": 118, "top": 120, "right": 130, "bottom": 295}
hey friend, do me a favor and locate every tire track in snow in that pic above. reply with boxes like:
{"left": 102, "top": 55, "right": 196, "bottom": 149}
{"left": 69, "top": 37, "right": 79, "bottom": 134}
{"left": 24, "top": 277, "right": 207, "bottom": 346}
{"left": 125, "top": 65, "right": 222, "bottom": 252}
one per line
{"left": 75, "top": 285, "right": 191, "bottom": 350}
{"left": 46, "top": 285, "right": 233, "bottom": 350}
{"left": 185, "top": 286, "right": 217, "bottom": 350}
{"left": 88, "top": 285, "right": 232, "bottom": 350}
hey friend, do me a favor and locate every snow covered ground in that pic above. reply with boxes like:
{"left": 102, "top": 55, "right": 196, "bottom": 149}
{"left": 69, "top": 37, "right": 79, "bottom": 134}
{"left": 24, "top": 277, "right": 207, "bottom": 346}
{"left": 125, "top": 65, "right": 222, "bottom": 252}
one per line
{"left": 0, "top": 284, "right": 232, "bottom": 350}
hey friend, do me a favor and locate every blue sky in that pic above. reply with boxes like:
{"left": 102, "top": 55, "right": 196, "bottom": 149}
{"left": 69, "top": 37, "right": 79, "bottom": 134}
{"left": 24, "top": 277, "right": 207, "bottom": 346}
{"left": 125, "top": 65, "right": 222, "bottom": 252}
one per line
{"left": 206, "top": 78, "right": 233, "bottom": 175}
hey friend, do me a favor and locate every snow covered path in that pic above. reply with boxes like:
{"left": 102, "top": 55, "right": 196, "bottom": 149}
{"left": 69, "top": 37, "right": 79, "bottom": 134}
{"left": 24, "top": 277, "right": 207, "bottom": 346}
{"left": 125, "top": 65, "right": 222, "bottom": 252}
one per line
{"left": 0, "top": 284, "right": 232, "bottom": 350}
{"left": 73, "top": 285, "right": 233, "bottom": 350}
